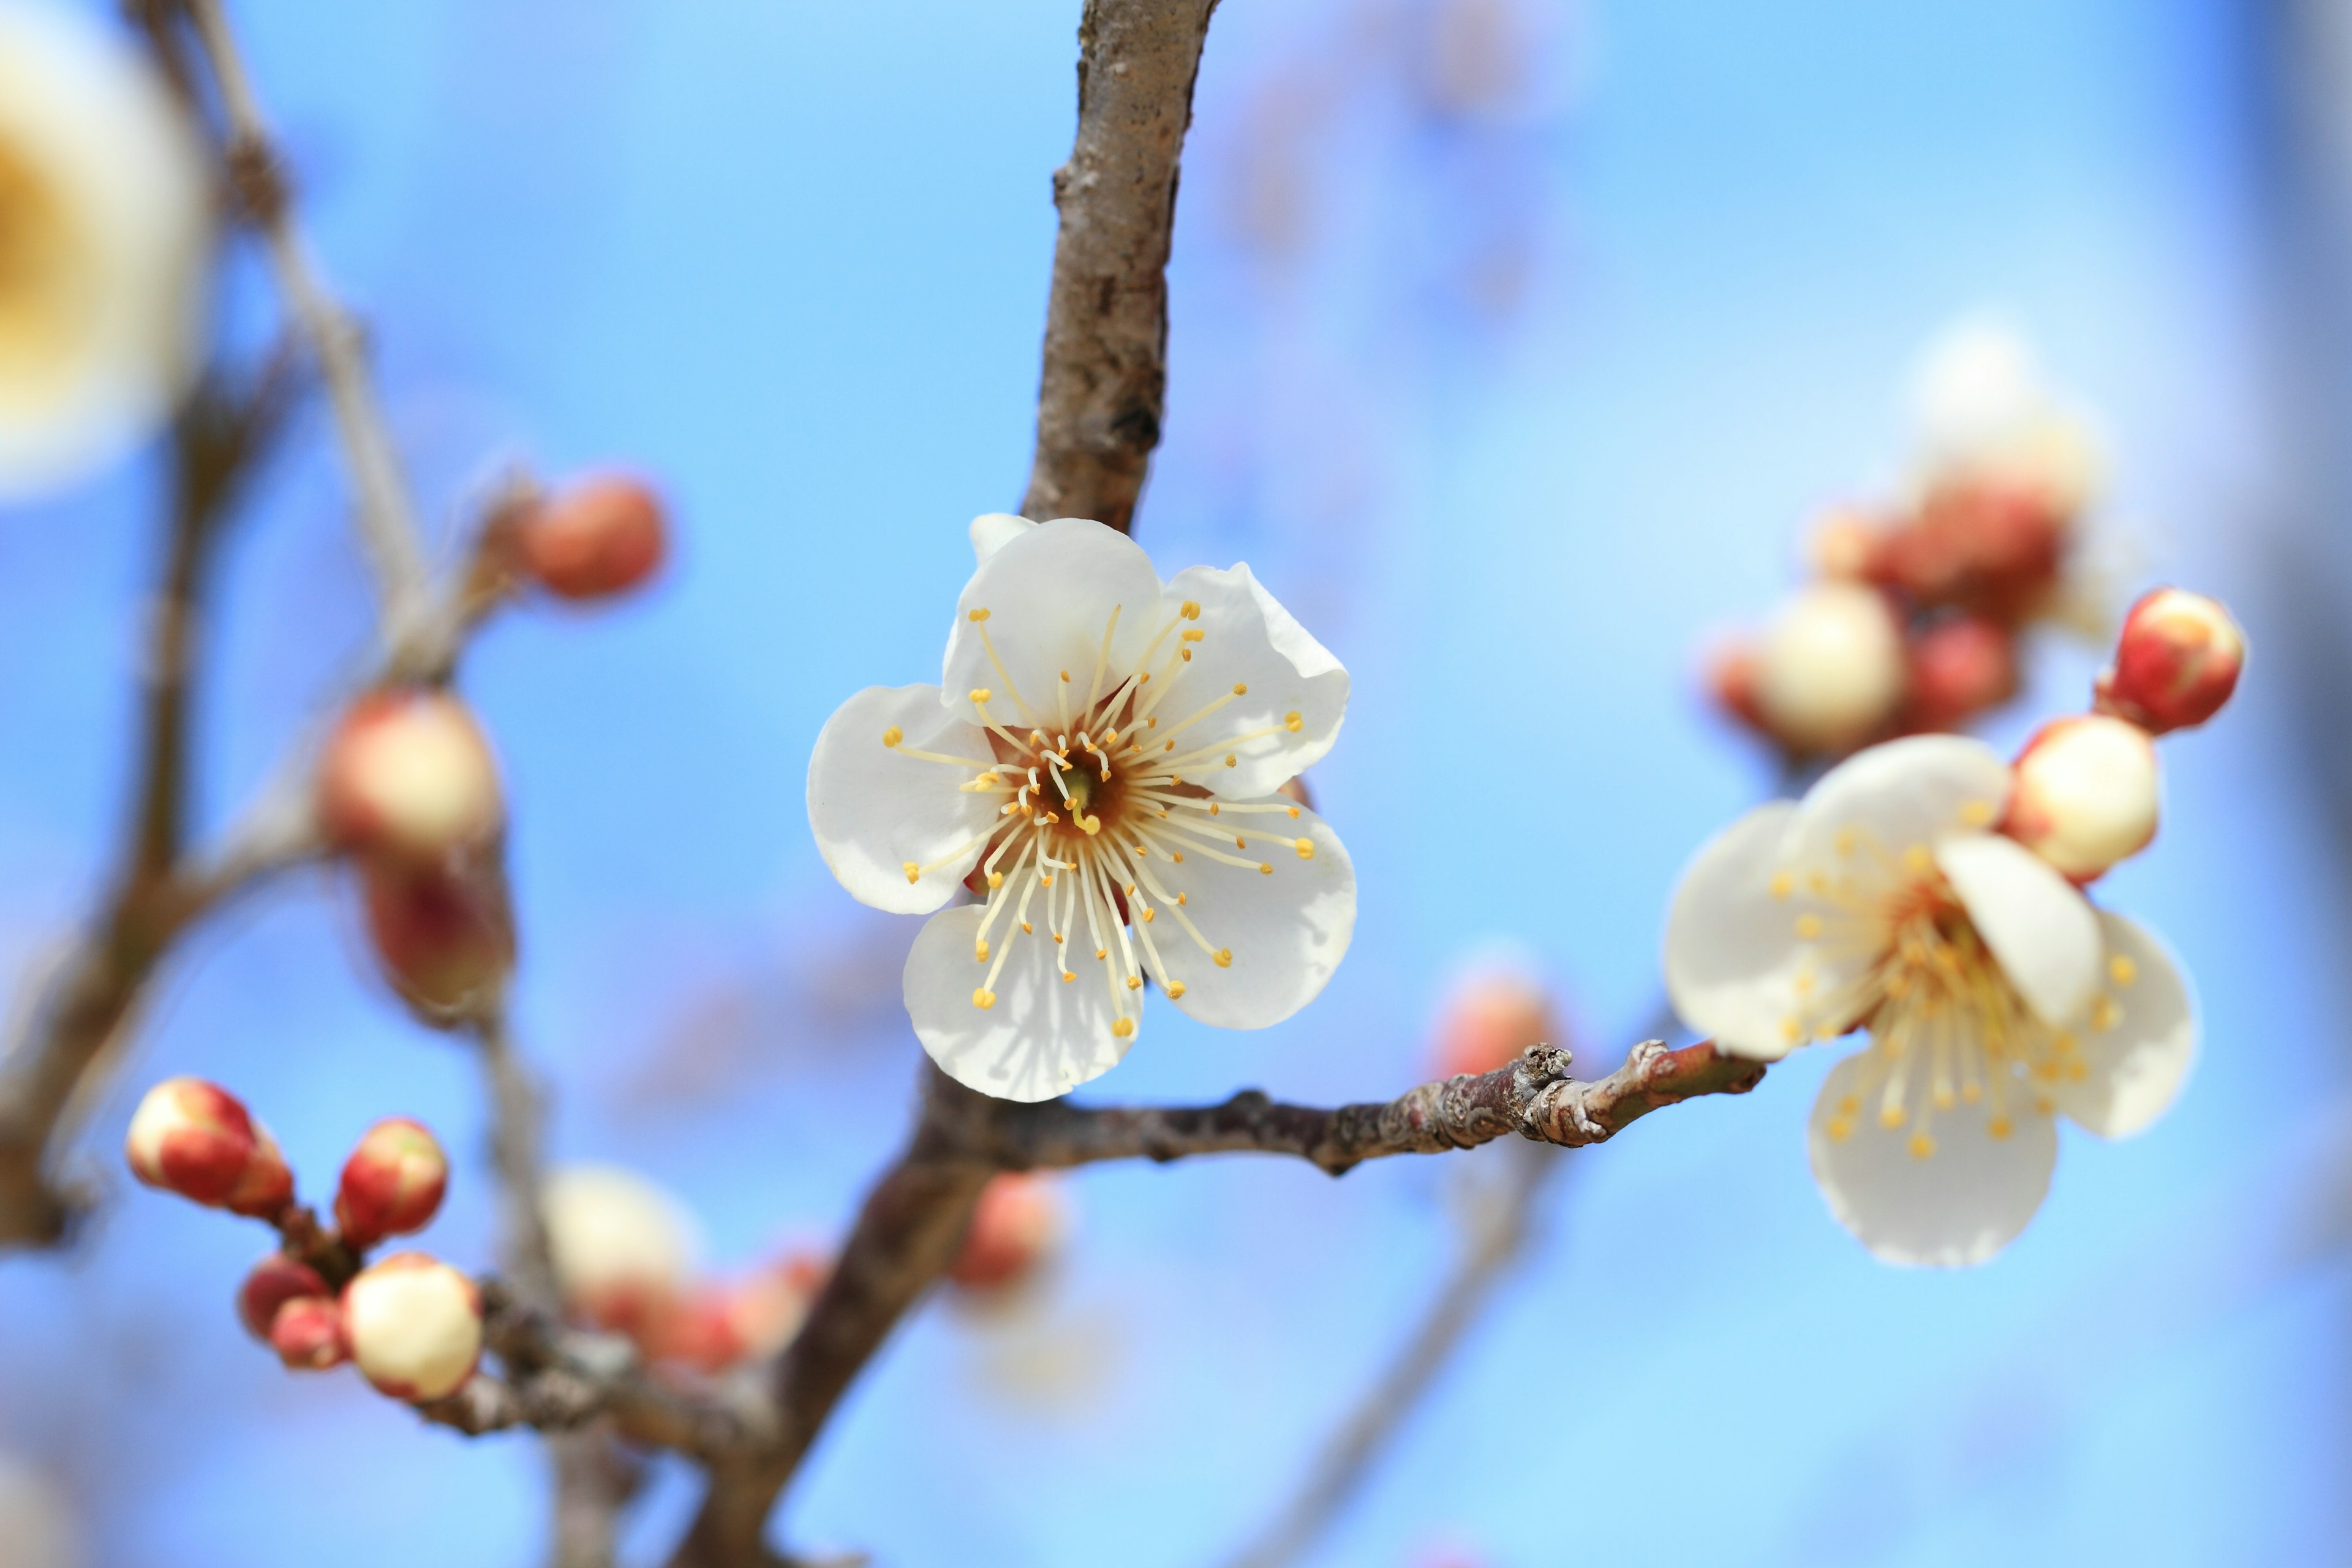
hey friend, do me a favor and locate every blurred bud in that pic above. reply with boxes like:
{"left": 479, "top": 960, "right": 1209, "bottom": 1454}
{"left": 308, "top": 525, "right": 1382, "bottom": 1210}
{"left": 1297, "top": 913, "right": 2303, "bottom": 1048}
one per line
{"left": 543, "top": 1165, "right": 697, "bottom": 1341}
{"left": 236, "top": 1254, "right": 330, "bottom": 1341}
{"left": 654, "top": 1250, "right": 827, "bottom": 1371}
{"left": 360, "top": 847, "right": 515, "bottom": 1025}
{"left": 126, "top": 1077, "right": 289, "bottom": 1215}
{"left": 515, "top": 473, "right": 667, "bottom": 601}
{"left": 1806, "top": 509, "right": 1881, "bottom": 581}
{"left": 2097, "top": 587, "right": 2244, "bottom": 735}
{"left": 1752, "top": 583, "right": 1905, "bottom": 753}
{"left": 1430, "top": 959, "right": 1557, "bottom": 1079}
{"left": 1871, "top": 482, "right": 2067, "bottom": 623}
{"left": 1277, "top": 774, "right": 1314, "bottom": 812}
{"left": 319, "top": 690, "right": 502, "bottom": 862}
{"left": 949, "top": 1172, "right": 1069, "bottom": 1294}
{"left": 1702, "top": 637, "right": 1765, "bottom": 732}
{"left": 342, "top": 1253, "right": 482, "bottom": 1401}
{"left": 268, "top": 1295, "right": 350, "bottom": 1372}
{"left": 2004, "top": 715, "right": 2159, "bottom": 880}
{"left": 333, "top": 1117, "right": 449, "bottom": 1250}
{"left": 1904, "top": 615, "right": 2018, "bottom": 732}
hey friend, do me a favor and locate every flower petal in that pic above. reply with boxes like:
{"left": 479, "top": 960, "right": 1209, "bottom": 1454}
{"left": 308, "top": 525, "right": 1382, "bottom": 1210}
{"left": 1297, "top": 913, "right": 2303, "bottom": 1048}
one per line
{"left": 807, "top": 684, "right": 1001, "bottom": 914}
{"left": 1787, "top": 735, "right": 2012, "bottom": 877}
{"left": 1807, "top": 1049, "right": 2056, "bottom": 1267}
{"left": 969, "top": 511, "right": 1036, "bottom": 565}
{"left": 1662, "top": 802, "right": 1842, "bottom": 1060}
{"left": 1146, "top": 801, "right": 1355, "bottom": 1030}
{"left": 943, "top": 518, "right": 1165, "bottom": 730}
{"left": 1152, "top": 564, "right": 1349, "bottom": 799}
{"left": 2051, "top": 913, "right": 2195, "bottom": 1138}
{"left": 1936, "top": 832, "right": 2100, "bottom": 1026}
{"left": 905, "top": 904, "right": 1132, "bottom": 1102}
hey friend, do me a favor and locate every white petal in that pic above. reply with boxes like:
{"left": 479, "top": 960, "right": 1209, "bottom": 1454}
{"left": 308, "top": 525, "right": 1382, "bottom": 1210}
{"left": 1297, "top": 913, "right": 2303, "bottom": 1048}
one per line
{"left": 1787, "top": 735, "right": 2012, "bottom": 876}
{"left": 1936, "top": 833, "right": 2100, "bottom": 1026}
{"left": 904, "top": 905, "right": 1132, "bottom": 1102}
{"left": 807, "top": 684, "right": 1001, "bottom": 914}
{"left": 2051, "top": 913, "right": 2196, "bottom": 1139}
{"left": 1152, "top": 564, "right": 1349, "bottom": 799}
{"left": 943, "top": 518, "right": 1164, "bottom": 729}
{"left": 969, "top": 512, "right": 1036, "bottom": 565}
{"left": 1148, "top": 801, "right": 1355, "bottom": 1030}
{"left": 1808, "top": 1050, "right": 2055, "bottom": 1267}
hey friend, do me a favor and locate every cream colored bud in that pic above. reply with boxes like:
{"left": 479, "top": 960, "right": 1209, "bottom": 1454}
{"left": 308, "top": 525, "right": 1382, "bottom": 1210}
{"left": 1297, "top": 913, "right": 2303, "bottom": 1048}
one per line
{"left": 1752, "top": 584, "right": 1905, "bottom": 753}
{"left": 342, "top": 1253, "right": 481, "bottom": 1401}
{"left": 2004, "top": 715, "right": 2158, "bottom": 880}
{"left": 318, "top": 690, "right": 503, "bottom": 861}
{"left": 125, "top": 1077, "right": 287, "bottom": 1215}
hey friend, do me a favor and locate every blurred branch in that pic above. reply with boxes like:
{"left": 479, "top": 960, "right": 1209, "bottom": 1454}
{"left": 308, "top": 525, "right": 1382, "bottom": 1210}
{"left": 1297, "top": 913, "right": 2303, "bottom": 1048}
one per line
{"left": 1021, "top": 0, "right": 1221, "bottom": 533}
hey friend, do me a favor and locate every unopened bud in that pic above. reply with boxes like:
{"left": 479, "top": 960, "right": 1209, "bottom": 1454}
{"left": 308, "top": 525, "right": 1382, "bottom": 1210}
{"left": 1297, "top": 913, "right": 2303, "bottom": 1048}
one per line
{"left": 360, "top": 848, "right": 515, "bottom": 1025}
{"left": 515, "top": 473, "right": 667, "bottom": 601}
{"left": 654, "top": 1251, "right": 826, "bottom": 1371}
{"left": 334, "top": 1117, "right": 450, "bottom": 1249}
{"left": 1904, "top": 615, "right": 2018, "bottom": 731}
{"left": 1806, "top": 509, "right": 1882, "bottom": 581}
{"left": 1872, "top": 482, "right": 2067, "bottom": 622}
{"left": 237, "top": 1254, "right": 330, "bottom": 1341}
{"left": 949, "top": 1172, "right": 1069, "bottom": 1293}
{"left": 2097, "top": 587, "right": 2244, "bottom": 734}
{"left": 2004, "top": 715, "right": 2159, "bottom": 880}
{"left": 1752, "top": 583, "right": 1905, "bottom": 753}
{"left": 343, "top": 1253, "right": 482, "bottom": 1401}
{"left": 268, "top": 1295, "right": 350, "bottom": 1371}
{"left": 126, "top": 1078, "right": 290, "bottom": 1215}
{"left": 319, "top": 690, "right": 502, "bottom": 862}
{"left": 543, "top": 1165, "right": 697, "bottom": 1341}
{"left": 1702, "top": 637, "right": 1764, "bottom": 732}
{"left": 1430, "top": 959, "right": 1557, "bottom": 1080}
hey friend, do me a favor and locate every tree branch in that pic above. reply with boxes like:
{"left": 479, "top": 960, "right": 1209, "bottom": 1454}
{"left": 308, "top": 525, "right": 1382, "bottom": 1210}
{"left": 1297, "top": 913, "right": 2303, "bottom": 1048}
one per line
{"left": 1020, "top": 0, "right": 1221, "bottom": 533}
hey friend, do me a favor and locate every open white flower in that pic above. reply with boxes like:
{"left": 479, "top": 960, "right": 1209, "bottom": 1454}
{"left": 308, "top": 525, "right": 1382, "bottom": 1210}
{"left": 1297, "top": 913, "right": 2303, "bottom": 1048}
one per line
{"left": 808, "top": 515, "right": 1356, "bottom": 1101}
{"left": 1664, "top": 734, "right": 2194, "bottom": 1266}
{"left": 0, "top": 0, "right": 209, "bottom": 500}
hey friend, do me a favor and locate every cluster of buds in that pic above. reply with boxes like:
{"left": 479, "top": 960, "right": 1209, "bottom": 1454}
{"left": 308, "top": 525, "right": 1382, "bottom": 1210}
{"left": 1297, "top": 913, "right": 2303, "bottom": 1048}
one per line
{"left": 1709, "top": 325, "right": 2100, "bottom": 759}
{"left": 127, "top": 1080, "right": 481, "bottom": 1401}
{"left": 948, "top": 1172, "right": 1071, "bottom": 1298}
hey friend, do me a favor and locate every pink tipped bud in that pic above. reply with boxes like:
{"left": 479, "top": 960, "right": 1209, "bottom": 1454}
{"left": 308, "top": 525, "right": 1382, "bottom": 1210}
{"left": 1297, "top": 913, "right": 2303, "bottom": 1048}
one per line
{"left": 1904, "top": 615, "right": 2019, "bottom": 732}
{"left": 1430, "top": 960, "right": 1558, "bottom": 1080}
{"left": 343, "top": 1253, "right": 482, "bottom": 1401}
{"left": 1806, "top": 508, "right": 1882, "bottom": 581}
{"left": 237, "top": 1254, "right": 331, "bottom": 1341}
{"left": 126, "top": 1078, "right": 288, "bottom": 1213}
{"left": 360, "top": 849, "right": 516, "bottom": 1024}
{"left": 1752, "top": 583, "right": 1906, "bottom": 753}
{"left": 2098, "top": 587, "right": 2245, "bottom": 734}
{"left": 949, "top": 1172, "right": 1069, "bottom": 1293}
{"left": 268, "top": 1295, "right": 350, "bottom": 1371}
{"left": 334, "top": 1117, "right": 450, "bottom": 1248}
{"left": 318, "top": 690, "right": 503, "bottom": 863}
{"left": 1702, "top": 637, "right": 1765, "bottom": 733}
{"left": 2004, "top": 714, "right": 2159, "bottom": 880}
{"left": 516, "top": 473, "right": 668, "bottom": 601}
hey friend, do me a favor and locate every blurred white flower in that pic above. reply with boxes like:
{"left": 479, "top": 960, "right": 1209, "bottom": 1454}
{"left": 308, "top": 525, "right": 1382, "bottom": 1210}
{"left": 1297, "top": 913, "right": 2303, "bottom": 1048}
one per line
{"left": 543, "top": 1163, "right": 698, "bottom": 1327}
{"left": 808, "top": 514, "right": 1356, "bottom": 1101}
{"left": 1909, "top": 315, "right": 2101, "bottom": 518}
{"left": 0, "top": 0, "right": 209, "bottom": 500}
{"left": 1664, "top": 735, "right": 2194, "bottom": 1265}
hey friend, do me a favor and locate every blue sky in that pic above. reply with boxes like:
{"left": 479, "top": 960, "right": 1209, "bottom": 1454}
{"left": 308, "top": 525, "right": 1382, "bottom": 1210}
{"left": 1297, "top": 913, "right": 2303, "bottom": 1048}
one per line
{"left": 1, "top": 1, "right": 2343, "bottom": 1564}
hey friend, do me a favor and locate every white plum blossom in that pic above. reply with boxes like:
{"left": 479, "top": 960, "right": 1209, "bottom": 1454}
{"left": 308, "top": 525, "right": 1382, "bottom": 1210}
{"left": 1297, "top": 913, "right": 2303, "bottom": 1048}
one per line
{"left": 1664, "top": 734, "right": 2194, "bottom": 1266}
{"left": 808, "top": 515, "right": 1356, "bottom": 1101}
{"left": 1909, "top": 315, "right": 2101, "bottom": 517}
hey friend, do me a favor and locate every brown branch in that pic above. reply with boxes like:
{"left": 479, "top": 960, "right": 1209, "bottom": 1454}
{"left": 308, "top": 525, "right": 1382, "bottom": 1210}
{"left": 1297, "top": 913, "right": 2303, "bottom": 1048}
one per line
{"left": 983, "top": 1039, "right": 1767, "bottom": 1175}
{"left": 1020, "top": 0, "right": 1221, "bottom": 533}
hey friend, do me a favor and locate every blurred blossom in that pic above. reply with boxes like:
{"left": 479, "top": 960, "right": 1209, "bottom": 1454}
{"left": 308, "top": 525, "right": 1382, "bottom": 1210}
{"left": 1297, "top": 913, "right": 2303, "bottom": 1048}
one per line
{"left": 806, "top": 516, "right": 1356, "bottom": 1101}
{"left": 543, "top": 1163, "right": 699, "bottom": 1344}
{"left": 0, "top": 0, "right": 208, "bottom": 501}
{"left": 1427, "top": 948, "right": 1562, "bottom": 1079}
{"left": 948, "top": 1172, "right": 1071, "bottom": 1298}
{"left": 0, "top": 1454, "right": 80, "bottom": 1568}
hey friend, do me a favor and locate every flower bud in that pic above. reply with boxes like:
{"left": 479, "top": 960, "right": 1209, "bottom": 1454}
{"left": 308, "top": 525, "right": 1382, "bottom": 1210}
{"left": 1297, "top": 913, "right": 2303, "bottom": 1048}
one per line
{"left": 237, "top": 1254, "right": 330, "bottom": 1341}
{"left": 268, "top": 1295, "right": 350, "bottom": 1371}
{"left": 333, "top": 1117, "right": 450, "bottom": 1249}
{"left": 1429, "top": 959, "right": 1558, "bottom": 1080}
{"left": 359, "top": 848, "right": 516, "bottom": 1025}
{"left": 514, "top": 473, "right": 667, "bottom": 601}
{"left": 543, "top": 1165, "right": 697, "bottom": 1342}
{"left": 1752, "top": 583, "right": 1905, "bottom": 753}
{"left": 1871, "top": 481, "right": 2067, "bottom": 622}
{"left": 949, "top": 1172, "right": 1069, "bottom": 1293}
{"left": 1904, "top": 615, "right": 2018, "bottom": 731}
{"left": 126, "top": 1078, "right": 290, "bottom": 1215}
{"left": 2097, "top": 587, "right": 2245, "bottom": 734}
{"left": 1805, "top": 508, "right": 1882, "bottom": 581}
{"left": 342, "top": 1253, "right": 482, "bottom": 1401}
{"left": 2003, "top": 714, "right": 2158, "bottom": 880}
{"left": 318, "top": 690, "right": 503, "bottom": 862}
{"left": 654, "top": 1251, "right": 827, "bottom": 1371}
{"left": 1702, "top": 637, "right": 1765, "bottom": 733}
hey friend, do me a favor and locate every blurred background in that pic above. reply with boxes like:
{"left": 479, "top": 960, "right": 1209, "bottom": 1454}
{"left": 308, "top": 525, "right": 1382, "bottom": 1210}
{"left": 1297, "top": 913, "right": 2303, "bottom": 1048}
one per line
{"left": 1, "top": 0, "right": 2345, "bottom": 1563}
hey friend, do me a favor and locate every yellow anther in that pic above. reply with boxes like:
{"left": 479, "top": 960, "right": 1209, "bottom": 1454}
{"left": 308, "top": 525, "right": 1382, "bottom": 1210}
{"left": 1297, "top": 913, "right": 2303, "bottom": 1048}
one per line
{"left": 883, "top": 726, "right": 905, "bottom": 748}
{"left": 2065, "top": 1060, "right": 2087, "bottom": 1081}
{"left": 1180, "top": 600, "right": 1200, "bottom": 620}
{"left": 1257, "top": 862, "right": 1273, "bottom": 875}
{"left": 1235, "top": 836, "right": 1247, "bottom": 849}
{"left": 1836, "top": 1095, "right": 1860, "bottom": 1116}
{"left": 1181, "top": 648, "right": 1193, "bottom": 662}
{"left": 1779, "top": 1017, "right": 1801, "bottom": 1044}
{"left": 1878, "top": 1104, "right": 1907, "bottom": 1130}
{"left": 1126, "top": 975, "right": 1142, "bottom": 990}
{"left": 987, "top": 871, "right": 1004, "bottom": 889}
{"left": 1793, "top": 971, "right": 1815, "bottom": 996}
{"left": 1060, "top": 970, "right": 1075, "bottom": 982}
{"left": 974, "top": 939, "right": 990, "bottom": 962}
{"left": 1139, "top": 671, "right": 1152, "bottom": 683}
{"left": 1165, "top": 741, "right": 1176, "bottom": 752}
{"left": 1021, "top": 921, "right": 1033, "bottom": 934}
{"left": 2091, "top": 996, "right": 2121, "bottom": 1031}
{"left": 1988, "top": 1116, "right": 2013, "bottom": 1140}
{"left": 2108, "top": 954, "right": 2138, "bottom": 986}
{"left": 971, "top": 988, "right": 996, "bottom": 1009}
{"left": 1284, "top": 710, "right": 1302, "bottom": 733}
{"left": 1172, "top": 851, "right": 1185, "bottom": 864}
{"left": 1902, "top": 843, "right": 1932, "bottom": 874}
{"left": 968, "top": 608, "right": 990, "bottom": 622}
{"left": 1213, "top": 948, "right": 1233, "bottom": 968}
{"left": 1795, "top": 914, "right": 1822, "bottom": 940}
{"left": 1907, "top": 1132, "right": 1936, "bottom": 1161}
{"left": 1060, "top": 669, "right": 1071, "bottom": 682}
{"left": 1826, "top": 1118, "right": 1853, "bottom": 1144}
{"left": 1143, "top": 908, "right": 1155, "bottom": 922}
{"left": 1769, "top": 870, "right": 1793, "bottom": 900}
{"left": 1961, "top": 799, "right": 1995, "bottom": 827}
{"left": 902, "top": 861, "right": 920, "bottom": 884}
{"left": 1181, "top": 628, "right": 1205, "bottom": 643}
{"left": 1095, "top": 948, "right": 1107, "bottom": 960}
{"left": 1112, "top": 1016, "right": 1136, "bottom": 1038}
{"left": 1146, "top": 717, "right": 1158, "bottom": 729}
{"left": 1232, "top": 682, "right": 1247, "bottom": 696}
{"left": 1294, "top": 838, "right": 1314, "bottom": 859}
{"left": 1224, "top": 754, "right": 1237, "bottom": 768}
{"left": 1208, "top": 803, "right": 1221, "bottom": 816}
{"left": 968, "top": 688, "right": 992, "bottom": 704}
{"left": 1286, "top": 805, "right": 1300, "bottom": 818}
{"left": 1166, "top": 980, "right": 1187, "bottom": 999}
{"left": 1806, "top": 870, "right": 1828, "bottom": 894}
{"left": 1835, "top": 828, "right": 1857, "bottom": 856}
{"left": 1176, "top": 891, "right": 1188, "bottom": 906}
{"left": 1053, "top": 932, "right": 1064, "bottom": 944}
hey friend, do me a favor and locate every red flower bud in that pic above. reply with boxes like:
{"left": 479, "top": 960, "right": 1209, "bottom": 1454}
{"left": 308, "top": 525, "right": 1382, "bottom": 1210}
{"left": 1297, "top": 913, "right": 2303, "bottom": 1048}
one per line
{"left": 333, "top": 1117, "right": 450, "bottom": 1248}
{"left": 237, "top": 1254, "right": 330, "bottom": 1341}
{"left": 126, "top": 1078, "right": 289, "bottom": 1215}
{"left": 268, "top": 1296, "right": 350, "bottom": 1371}
{"left": 515, "top": 473, "right": 667, "bottom": 601}
{"left": 1904, "top": 615, "right": 2019, "bottom": 732}
{"left": 1430, "top": 960, "right": 1559, "bottom": 1080}
{"left": 2097, "top": 587, "right": 2245, "bottom": 734}
{"left": 1870, "top": 480, "right": 2066, "bottom": 623}
{"left": 359, "top": 847, "right": 515, "bottom": 1025}
{"left": 949, "top": 1172, "right": 1068, "bottom": 1293}
{"left": 318, "top": 690, "right": 503, "bottom": 863}
{"left": 343, "top": 1253, "right": 482, "bottom": 1401}
{"left": 225, "top": 1124, "right": 295, "bottom": 1219}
